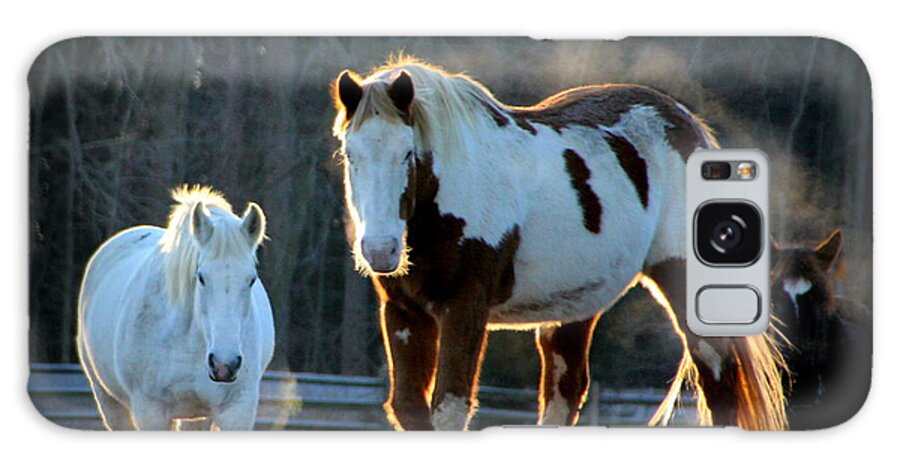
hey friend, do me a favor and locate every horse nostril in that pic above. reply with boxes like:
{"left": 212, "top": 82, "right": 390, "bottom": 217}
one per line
{"left": 233, "top": 356, "right": 243, "bottom": 371}
{"left": 208, "top": 353, "right": 216, "bottom": 370}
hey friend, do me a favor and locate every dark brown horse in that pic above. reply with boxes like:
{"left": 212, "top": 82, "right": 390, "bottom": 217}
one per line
{"left": 771, "top": 228, "right": 872, "bottom": 429}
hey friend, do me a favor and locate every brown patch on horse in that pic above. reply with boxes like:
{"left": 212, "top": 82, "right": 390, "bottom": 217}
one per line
{"left": 478, "top": 99, "right": 511, "bottom": 128}
{"left": 511, "top": 115, "right": 538, "bottom": 135}
{"left": 377, "top": 154, "right": 521, "bottom": 308}
{"left": 562, "top": 149, "right": 602, "bottom": 234}
{"left": 376, "top": 297, "right": 439, "bottom": 431}
{"left": 398, "top": 156, "right": 416, "bottom": 221}
{"left": 604, "top": 131, "right": 649, "bottom": 208}
{"left": 366, "top": 154, "right": 521, "bottom": 429}
{"left": 508, "top": 84, "right": 714, "bottom": 158}
{"left": 536, "top": 316, "right": 600, "bottom": 425}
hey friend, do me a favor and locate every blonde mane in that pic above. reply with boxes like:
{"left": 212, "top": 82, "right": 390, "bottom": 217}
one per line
{"left": 159, "top": 185, "right": 258, "bottom": 308}
{"left": 333, "top": 55, "right": 507, "bottom": 160}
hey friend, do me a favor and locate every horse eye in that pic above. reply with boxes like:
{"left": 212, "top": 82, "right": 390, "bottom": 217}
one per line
{"left": 249, "top": 277, "right": 257, "bottom": 288}
{"left": 197, "top": 273, "right": 206, "bottom": 286}
{"left": 404, "top": 151, "right": 413, "bottom": 162}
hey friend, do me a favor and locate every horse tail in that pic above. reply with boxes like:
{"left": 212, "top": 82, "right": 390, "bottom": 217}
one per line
{"left": 648, "top": 346, "right": 710, "bottom": 427}
{"left": 649, "top": 333, "right": 788, "bottom": 430}
{"left": 728, "top": 334, "right": 789, "bottom": 430}
{"left": 642, "top": 267, "right": 787, "bottom": 430}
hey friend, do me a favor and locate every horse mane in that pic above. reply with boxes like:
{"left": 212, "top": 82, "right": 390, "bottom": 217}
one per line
{"left": 333, "top": 55, "right": 718, "bottom": 162}
{"left": 159, "top": 185, "right": 257, "bottom": 308}
{"left": 332, "top": 55, "right": 509, "bottom": 159}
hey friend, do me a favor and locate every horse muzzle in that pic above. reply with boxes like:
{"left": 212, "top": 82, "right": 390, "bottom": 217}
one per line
{"left": 361, "top": 236, "right": 402, "bottom": 274}
{"left": 208, "top": 353, "right": 243, "bottom": 383}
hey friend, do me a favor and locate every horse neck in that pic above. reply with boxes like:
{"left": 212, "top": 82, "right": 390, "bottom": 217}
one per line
{"left": 150, "top": 256, "right": 206, "bottom": 340}
{"left": 419, "top": 111, "right": 525, "bottom": 169}
{"left": 412, "top": 116, "right": 530, "bottom": 246}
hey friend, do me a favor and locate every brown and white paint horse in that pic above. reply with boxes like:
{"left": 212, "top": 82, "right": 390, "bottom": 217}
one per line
{"left": 771, "top": 229, "right": 871, "bottom": 429}
{"left": 332, "top": 57, "right": 787, "bottom": 430}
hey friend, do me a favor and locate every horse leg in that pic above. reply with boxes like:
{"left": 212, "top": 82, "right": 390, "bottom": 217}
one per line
{"left": 380, "top": 299, "right": 439, "bottom": 431}
{"left": 211, "top": 397, "right": 259, "bottom": 431}
{"left": 91, "top": 387, "right": 135, "bottom": 431}
{"left": 535, "top": 315, "right": 600, "bottom": 426}
{"left": 79, "top": 337, "right": 134, "bottom": 430}
{"left": 642, "top": 258, "right": 787, "bottom": 430}
{"left": 430, "top": 298, "right": 490, "bottom": 431}
{"left": 80, "top": 361, "right": 135, "bottom": 430}
{"left": 129, "top": 397, "right": 174, "bottom": 431}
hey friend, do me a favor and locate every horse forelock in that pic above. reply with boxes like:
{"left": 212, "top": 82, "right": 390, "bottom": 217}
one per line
{"left": 159, "top": 185, "right": 258, "bottom": 308}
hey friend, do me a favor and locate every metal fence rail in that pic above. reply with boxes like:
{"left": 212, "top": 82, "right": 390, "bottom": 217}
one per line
{"left": 28, "top": 364, "right": 696, "bottom": 430}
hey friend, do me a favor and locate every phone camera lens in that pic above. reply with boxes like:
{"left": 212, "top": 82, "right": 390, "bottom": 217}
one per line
{"left": 695, "top": 202, "right": 762, "bottom": 265}
{"left": 711, "top": 219, "right": 743, "bottom": 251}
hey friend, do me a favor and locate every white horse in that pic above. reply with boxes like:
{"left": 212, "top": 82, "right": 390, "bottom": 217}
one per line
{"left": 77, "top": 186, "right": 275, "bottom": 430}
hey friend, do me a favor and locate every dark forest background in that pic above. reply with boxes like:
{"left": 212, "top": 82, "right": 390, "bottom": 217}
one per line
{"left": 28, "top": 37, "right": 872, "bottom": 389}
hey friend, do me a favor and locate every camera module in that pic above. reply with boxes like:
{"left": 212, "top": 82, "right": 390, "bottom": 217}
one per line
{"left": 695, "top": 201, "right": 762, "bottom": 265}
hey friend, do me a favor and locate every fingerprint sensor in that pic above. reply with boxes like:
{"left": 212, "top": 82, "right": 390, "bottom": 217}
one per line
{"left": 696, "top": 286, "right": 761, "bottom": 324}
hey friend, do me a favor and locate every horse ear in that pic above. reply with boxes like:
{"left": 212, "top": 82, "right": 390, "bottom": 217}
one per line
{"left": 241, "top": 202, "right": 267, "bottom": 247}
{"left": 770, "top": 234, "right": 781, "bottom": 261}
{"left": 190, "top": 203, "right": 214, "bottom": 245}
{"left": 815, "top": 228, "right": 843, "bottom": 271}
{"left": 337, "top": 70, "right": 363, "bottom": 118}
{"left": 387, "top": 71, "right": 414, "bottom": 114}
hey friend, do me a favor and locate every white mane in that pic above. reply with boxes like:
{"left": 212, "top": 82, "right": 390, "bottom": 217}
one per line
{"left": 159, "top": 185, "right": 257, "bottom": 308}
{"left": 338, "top": 57, "right": 507, "bottom": 162}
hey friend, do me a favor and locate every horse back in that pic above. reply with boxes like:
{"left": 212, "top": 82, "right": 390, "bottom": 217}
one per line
{"left": 79, "top": 226, "right": 164, "bottom": 313}
{"left": 509, "top": 84, "right": 717, "bottom": 158}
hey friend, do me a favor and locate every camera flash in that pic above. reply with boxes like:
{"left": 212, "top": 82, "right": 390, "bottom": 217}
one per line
{"left": 737, "top": 162, "right": 757, "bottom": 180}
